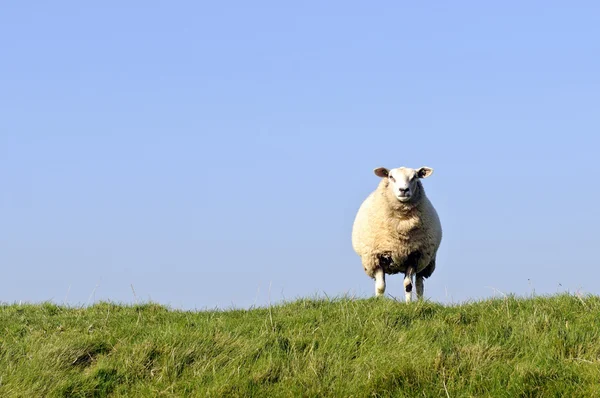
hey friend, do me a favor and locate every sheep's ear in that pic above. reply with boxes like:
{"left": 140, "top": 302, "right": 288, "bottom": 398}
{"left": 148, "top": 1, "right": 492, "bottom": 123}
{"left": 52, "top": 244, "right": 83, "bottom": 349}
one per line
{"left": 374, "top": 167, "right": 389, "bottom": 178}
{"left": 417, "top": 167, "right": 433, "bottom": 178}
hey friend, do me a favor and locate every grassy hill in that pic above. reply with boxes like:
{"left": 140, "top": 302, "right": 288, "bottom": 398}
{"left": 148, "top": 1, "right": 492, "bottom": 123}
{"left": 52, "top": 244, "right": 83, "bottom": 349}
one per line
{"left": 1, "top": 294, "right": 599, "bottom": 397}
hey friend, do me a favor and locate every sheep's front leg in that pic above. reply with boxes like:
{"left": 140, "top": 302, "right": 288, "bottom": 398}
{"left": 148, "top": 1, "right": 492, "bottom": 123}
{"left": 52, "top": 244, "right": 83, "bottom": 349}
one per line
{"left": 404, "top": 267, "right": 415, "bottom": 303}
{"left": 416, "top": 276, "right": 424, "bottom": 300}
{"left": 374, "top": 268, "right": 386, "bottom": 297}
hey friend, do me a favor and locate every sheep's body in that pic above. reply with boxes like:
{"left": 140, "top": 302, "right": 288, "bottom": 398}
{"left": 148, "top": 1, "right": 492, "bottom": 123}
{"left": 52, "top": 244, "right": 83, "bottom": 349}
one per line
{"left": 352, "top": 167, "right": 442, "bottom": 302}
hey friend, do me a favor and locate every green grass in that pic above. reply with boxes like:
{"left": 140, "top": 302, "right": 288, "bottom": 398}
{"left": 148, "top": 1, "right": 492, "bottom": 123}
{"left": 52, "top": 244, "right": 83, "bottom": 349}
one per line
{"left": 1, "top": 294, "right": 600, "bottom": 397}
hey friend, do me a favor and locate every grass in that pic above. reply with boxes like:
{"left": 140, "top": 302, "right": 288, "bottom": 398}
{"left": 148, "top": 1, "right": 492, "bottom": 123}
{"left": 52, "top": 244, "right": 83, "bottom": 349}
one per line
{"left": 1, "top": 294, "right": 600, "bottom": 397}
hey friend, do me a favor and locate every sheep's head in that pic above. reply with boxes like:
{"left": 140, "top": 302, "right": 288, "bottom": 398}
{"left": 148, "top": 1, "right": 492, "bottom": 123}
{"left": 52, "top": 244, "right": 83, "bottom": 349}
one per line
{"left": 374, "top": 166, "right": 433, "bottom": 203}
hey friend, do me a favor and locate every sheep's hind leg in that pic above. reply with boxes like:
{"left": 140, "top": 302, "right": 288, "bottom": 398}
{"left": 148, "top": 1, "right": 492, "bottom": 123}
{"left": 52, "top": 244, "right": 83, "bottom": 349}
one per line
{"left": 404, "top": 267, "right": 415, "bottom": 303}
{"left": 416, "top": 259, "right": 435, "bottom": 300}
{"left": 374, "top": 268, "right": 386, "bottom": 297}
{"left": 416, "top": 276, "right": 424, "bottom": 300}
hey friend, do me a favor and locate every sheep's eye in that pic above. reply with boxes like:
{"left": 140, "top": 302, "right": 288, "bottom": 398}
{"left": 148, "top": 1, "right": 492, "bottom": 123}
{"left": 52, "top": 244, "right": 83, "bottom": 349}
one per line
{"left": 389, "top": 175, "right": 395, "bottom": 182}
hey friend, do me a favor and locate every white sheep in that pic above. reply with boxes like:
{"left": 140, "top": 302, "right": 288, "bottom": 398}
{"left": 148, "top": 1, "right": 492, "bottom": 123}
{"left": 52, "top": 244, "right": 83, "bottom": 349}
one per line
{"left": 352, "top": 166, "right": 442, "bottom": 302}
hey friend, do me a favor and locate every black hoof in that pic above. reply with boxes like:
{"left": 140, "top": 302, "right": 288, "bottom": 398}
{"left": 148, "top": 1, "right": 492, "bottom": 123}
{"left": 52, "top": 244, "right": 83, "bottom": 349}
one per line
{"left": 405, "top": 283, "right": 413, "bottom": 293}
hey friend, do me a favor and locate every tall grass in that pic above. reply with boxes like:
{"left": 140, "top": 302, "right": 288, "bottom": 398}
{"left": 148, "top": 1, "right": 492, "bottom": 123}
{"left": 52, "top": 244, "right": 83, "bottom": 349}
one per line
{"left": 1, "top": 294, "right": 599, "bottom": 397}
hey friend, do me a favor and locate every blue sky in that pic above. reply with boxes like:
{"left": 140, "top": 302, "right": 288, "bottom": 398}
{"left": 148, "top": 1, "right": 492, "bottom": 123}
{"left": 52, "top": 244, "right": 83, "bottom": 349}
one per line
{"left": 1, "top": 2, "right": 599, "bottom": 309}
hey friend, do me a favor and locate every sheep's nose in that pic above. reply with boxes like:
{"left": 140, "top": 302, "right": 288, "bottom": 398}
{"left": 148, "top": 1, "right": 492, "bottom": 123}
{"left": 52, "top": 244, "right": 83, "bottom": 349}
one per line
{"left": 399, "top": 188, "right": 410, "bottom": 194}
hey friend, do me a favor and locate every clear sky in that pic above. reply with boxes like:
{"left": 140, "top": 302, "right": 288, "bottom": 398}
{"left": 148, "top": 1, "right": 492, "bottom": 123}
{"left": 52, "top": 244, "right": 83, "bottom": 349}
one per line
{"left": 1, "top": 2, "right": 599, "bottom": 309}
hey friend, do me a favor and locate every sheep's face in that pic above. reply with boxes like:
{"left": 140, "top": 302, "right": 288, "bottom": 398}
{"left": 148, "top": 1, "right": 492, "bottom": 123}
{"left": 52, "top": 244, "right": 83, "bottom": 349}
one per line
{"left": 374, "top": 166, "right": 433, "bottom": 203}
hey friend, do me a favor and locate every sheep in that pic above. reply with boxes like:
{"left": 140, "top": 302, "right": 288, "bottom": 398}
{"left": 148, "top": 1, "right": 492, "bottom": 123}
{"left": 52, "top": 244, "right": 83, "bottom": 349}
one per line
{"left": 352, "top": 166, "right": 442, "bottom": 302}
